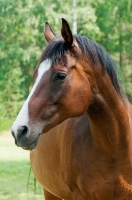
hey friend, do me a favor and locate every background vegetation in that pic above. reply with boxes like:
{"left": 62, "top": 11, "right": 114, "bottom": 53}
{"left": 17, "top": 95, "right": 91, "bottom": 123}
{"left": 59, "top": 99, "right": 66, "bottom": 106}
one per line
{"left": 0, "top": 132, "right": 43, "bottom": 199}
{"left": 0, "top": 0, "right": 132, "bottom": 130}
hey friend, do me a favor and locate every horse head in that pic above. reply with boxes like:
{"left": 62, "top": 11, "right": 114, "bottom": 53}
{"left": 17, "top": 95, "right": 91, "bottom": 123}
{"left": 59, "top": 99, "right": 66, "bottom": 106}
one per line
{"left": 11, "top": 19, "right": 92, "bottom": 150}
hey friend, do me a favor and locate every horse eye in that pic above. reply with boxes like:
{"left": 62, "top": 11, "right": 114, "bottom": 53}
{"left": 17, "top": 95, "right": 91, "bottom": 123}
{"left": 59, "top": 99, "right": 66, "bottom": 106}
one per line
{"left": 53, "top": 72, "right": 67, "bottom": 82}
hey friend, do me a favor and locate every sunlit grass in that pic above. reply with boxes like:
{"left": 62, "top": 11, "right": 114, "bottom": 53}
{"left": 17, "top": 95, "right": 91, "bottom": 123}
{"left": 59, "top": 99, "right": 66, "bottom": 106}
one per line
{"left": 0, "top": 132, "right": 43, "bottom": 200}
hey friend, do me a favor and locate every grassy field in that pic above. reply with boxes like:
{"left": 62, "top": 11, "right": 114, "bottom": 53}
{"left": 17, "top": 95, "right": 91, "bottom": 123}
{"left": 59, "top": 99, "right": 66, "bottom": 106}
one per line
{"left": 0, "top": 132, "right": 43, "bottom": 200}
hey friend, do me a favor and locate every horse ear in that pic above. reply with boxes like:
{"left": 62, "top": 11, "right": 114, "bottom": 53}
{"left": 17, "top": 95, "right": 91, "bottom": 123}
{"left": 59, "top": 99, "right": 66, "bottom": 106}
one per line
{"left": 44, "top": 22, "right": 55, "bottom": 43}
{"left": 61, "top": 18, "right": 73, "bottom": 47}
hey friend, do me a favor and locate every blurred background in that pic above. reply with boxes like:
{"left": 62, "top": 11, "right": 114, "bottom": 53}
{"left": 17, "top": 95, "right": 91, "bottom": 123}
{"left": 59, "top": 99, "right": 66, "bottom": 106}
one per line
{"left": 0, "top": 0, "right": 132, "bottom": 199}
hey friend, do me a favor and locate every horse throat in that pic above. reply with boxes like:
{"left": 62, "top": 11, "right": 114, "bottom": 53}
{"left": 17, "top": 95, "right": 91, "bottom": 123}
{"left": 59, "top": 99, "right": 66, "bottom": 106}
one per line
{"left": 87, "top": 74, "right": 131, "bottom": 155}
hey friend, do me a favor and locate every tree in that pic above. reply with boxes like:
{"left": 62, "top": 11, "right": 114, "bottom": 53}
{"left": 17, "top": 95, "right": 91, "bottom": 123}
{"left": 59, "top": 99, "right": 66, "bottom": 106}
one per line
{"left": 92, "top": 0, "right": 132, "bottom": 101}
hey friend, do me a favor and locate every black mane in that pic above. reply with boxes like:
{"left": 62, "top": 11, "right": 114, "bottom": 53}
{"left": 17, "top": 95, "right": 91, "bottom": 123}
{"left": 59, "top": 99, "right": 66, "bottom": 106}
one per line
{"left": 40, "top": 35, "right": 124, "bottom": 100}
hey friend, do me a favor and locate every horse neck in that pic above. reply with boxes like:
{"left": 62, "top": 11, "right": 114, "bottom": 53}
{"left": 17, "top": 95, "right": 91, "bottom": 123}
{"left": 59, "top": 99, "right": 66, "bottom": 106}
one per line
{"left": 87, "top": 71, "right": 131, "bottom": 155}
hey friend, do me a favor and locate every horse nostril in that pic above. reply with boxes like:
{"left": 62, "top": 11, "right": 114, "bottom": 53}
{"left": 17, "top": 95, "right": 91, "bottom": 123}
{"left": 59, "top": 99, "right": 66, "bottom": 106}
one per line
{"left": 17, "top": 125, "right": 28, "bottom": 140}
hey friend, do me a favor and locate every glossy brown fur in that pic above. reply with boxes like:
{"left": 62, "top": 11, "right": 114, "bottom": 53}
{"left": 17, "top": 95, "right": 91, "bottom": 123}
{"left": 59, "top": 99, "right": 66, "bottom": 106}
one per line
{"left": 12, "top": 19, "right": 132, "bottom": 200}
{"left": 31, "top": 95, "right": 132, "bottom": 200}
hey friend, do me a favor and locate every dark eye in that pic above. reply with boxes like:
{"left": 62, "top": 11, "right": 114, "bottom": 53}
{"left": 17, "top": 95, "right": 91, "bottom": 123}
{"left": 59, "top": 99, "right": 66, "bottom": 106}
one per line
{"left": 53, "top": 72, "right": 67, "bottom": 82}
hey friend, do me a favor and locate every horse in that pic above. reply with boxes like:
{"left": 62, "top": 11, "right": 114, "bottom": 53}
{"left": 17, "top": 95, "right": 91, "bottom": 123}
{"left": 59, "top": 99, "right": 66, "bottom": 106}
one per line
{"left": 11, "top": 18, "right": 132, "bottom": 200}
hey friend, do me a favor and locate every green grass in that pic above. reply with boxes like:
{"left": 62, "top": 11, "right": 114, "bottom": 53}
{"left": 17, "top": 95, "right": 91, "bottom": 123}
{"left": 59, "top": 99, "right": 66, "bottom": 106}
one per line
{"left": 0, "top": 133, "right": 43, "bottom": 200}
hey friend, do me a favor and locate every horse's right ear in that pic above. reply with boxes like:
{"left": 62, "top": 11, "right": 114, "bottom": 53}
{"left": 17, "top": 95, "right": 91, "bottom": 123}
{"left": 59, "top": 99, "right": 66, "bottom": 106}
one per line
{"left": 44, "top": 22, "right": 55, "bottom": 43}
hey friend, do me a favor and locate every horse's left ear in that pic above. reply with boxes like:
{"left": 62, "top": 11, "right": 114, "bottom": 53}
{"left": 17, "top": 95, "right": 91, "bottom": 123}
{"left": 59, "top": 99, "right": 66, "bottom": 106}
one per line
{"left": 44, "top": 22, "right": 55, "bottom": 43}
{"left": 61, "top": 18, "right": 74, "bottom": 47}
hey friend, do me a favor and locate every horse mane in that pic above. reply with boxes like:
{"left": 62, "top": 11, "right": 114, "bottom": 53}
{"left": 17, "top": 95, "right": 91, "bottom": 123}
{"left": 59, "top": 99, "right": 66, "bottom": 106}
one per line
{"left": 40, "top": 35, "right": 124, "bottom": 101}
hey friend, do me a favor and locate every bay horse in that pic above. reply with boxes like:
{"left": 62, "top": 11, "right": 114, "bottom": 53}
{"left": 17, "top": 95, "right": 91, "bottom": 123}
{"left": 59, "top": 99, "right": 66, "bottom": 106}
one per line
{"left": 11, "top": 18, "right": 132, "bottom": 200}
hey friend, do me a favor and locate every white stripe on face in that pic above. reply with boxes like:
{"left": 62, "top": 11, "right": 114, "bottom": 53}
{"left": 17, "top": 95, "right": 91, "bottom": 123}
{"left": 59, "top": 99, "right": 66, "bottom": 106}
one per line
{"left": 12, "top": 59, "right": 52, "bottom": 136}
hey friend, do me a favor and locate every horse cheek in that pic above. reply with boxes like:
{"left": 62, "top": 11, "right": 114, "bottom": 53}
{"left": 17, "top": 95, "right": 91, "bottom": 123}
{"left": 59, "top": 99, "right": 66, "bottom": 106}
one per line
{"left": 68, "top": 84, "right": 91, "bottom": 117}
{"left": 77, "top": 86, "right": 91, "bottom": 115}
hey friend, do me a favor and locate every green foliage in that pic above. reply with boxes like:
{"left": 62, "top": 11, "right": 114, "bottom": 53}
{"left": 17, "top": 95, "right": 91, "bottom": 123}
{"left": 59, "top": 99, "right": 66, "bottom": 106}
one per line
{"left": 92, "top": 0, "right": 132, "bottom": 100}
{"left": 0, "top": 119, "right": 13, "bottom": 132}
{"left": 0, "top": 0, "right": 132, "bottom": 130}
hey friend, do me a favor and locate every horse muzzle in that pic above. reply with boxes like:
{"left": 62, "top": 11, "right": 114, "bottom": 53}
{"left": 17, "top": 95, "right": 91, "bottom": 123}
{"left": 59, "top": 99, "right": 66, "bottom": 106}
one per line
{"left": 11, "top": 125, "right": 41, "bottom": 150}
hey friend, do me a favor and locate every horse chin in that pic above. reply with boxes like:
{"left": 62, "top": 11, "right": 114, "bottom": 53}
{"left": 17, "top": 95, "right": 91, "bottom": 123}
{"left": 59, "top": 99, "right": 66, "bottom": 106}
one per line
{"left": 22, "top": 133, "right": 41, "bottom": 151}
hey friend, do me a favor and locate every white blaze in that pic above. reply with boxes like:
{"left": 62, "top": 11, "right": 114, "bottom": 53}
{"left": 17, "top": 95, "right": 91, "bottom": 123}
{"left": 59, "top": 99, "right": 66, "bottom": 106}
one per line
{"left": 12, "top": 59, "right": 52, "bottom": 136}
